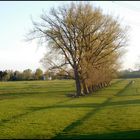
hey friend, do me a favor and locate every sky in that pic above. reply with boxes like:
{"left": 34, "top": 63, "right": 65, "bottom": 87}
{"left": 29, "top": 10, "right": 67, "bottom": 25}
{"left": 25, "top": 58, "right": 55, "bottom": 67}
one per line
{"left": 0, "top": 1, "right": 140, "bottom": 72}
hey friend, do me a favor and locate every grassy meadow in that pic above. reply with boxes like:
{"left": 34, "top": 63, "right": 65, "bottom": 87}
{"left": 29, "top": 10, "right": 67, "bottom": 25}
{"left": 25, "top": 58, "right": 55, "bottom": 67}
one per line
{"left": 0, "top": 79, "right": 140, "bottom": 139}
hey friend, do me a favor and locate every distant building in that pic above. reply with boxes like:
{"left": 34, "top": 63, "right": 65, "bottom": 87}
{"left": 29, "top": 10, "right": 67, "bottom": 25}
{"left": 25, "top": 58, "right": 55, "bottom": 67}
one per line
{"left": 48, "top": 76, "right": 52, "bottom": 80}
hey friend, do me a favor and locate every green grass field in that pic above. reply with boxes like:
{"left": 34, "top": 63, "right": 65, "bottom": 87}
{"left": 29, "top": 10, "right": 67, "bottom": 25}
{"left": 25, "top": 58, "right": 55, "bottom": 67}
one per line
{"left": 0, "top": 79, "right": 140, "bottom": 139}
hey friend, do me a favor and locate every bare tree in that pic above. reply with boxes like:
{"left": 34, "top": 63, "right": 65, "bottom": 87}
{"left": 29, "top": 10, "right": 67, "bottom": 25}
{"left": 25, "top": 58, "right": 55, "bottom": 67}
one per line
{"left": 27, "top": 2, "right": 128, "bottom": 96}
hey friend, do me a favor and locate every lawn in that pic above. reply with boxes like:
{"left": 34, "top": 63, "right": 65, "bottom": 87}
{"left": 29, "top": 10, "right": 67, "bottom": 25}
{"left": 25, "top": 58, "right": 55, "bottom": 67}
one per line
{"left": 0, "top": 79, "right": 140, "bottom": 139}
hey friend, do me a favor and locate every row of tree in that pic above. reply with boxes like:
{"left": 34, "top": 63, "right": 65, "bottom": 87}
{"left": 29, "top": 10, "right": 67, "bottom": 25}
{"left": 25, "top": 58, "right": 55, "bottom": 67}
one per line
{"left": 0, "top": 68, "right": 43, "bottom": 81}
{"left": 28, "top": 2, "right": 128, "bottom": 97}
{"left": 119, "top": 69, "right": 140, "bottom": 78}
{"left": 0, "top": 68, "right": 73, "bottom": 81}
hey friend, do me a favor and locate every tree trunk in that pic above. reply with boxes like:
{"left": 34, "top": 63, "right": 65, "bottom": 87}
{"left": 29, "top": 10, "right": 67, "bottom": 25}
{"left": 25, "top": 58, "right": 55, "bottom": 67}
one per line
{"left": 74, "top": 66, "right": 81, "bottom": 97}
{"left": 92, "top": 85, "right": 96, "bottom": 92}
{"left": 92, "top": 85, "right": 94, "bottom": 92}
{"left": 88, "top": 86, "right": 92, "bottom": 94}
{"left": 82, "top": 80, "right": 88, "bottom": 94}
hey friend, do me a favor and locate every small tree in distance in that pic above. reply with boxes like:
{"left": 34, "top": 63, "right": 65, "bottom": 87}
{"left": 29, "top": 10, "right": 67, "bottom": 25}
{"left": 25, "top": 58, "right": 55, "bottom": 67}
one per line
{"left": 34, "top": 68, "right": 43, "bottom": 80}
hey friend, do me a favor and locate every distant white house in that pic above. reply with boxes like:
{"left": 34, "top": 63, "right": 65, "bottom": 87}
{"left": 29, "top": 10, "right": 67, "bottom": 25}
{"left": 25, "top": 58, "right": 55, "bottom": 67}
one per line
{"left": 42, "top": 75, "right": 52, "bottom": 80}
{"left": 48, "top": 76, "right": 52, "bottom": 80}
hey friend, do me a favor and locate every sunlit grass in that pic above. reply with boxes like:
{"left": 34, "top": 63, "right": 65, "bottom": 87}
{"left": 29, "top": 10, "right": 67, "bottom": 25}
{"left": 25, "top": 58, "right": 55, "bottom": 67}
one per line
{"left": 0, "top": 79, "right": 140, "bottom": 139}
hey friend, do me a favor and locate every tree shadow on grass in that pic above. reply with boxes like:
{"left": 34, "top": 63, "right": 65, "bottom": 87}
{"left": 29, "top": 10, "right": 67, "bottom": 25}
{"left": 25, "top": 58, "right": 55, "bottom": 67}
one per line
{"left": 52, "top": 81, "right": 138, "bottom": 139}
{"left": 27, "top": 98, "right": 140, "bottom": 112}
{"left": 0, "top": 90, "right": 75, "bottom": 101}
{"left": 55, "top": 130, "right": 140, "bottom": 139}
{"left": 1, "top": 97, "right": 139, "bottom": 126}
{"left": 28, "top": 99, "right": 140, "bottom": 139}
{"left": 0, "top": 98, "right": 74, "bottom": 126}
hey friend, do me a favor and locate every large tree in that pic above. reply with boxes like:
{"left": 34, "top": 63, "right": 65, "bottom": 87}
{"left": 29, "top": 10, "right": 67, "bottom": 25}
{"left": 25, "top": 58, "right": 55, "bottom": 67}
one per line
{"left": 28, "top": 2, "right": 128, "bottom": 97}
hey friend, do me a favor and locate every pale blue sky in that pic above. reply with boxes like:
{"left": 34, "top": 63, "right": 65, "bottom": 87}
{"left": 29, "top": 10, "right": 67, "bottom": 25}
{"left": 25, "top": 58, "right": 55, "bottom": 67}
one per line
{"left": 0, "top": 1, "right": 140, "bottom": 71}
